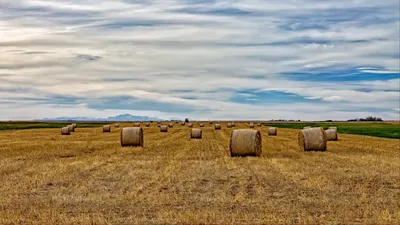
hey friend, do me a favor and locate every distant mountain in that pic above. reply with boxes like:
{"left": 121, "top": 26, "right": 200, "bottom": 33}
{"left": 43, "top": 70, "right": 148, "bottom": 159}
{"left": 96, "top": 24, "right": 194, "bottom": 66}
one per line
{"left": 40, "top": 113, "right": 161, "bottom": 121}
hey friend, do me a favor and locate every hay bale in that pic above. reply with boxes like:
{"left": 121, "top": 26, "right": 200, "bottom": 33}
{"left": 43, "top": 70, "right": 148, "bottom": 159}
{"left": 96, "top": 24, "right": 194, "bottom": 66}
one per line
{"left": 160, "top": 125, "right": 168, "bottom": 132}
{"left": 146, "top": 123, "right": 150, "bottom": 127}
{"left": 169, "top": 123, "right": 174, "bottom": 128}
{"left": 298, "top": 127, "right": 327, "bottom": 151}
{"left": 268, "top": 127, "right": 277, "bottom": 136}
{"left": 257, "top": 123, "right": 262, "bottom": 127}
{"left": 134, "top": 123, "right": 140, "bottom": 127}
{"left": 303, "top": 126, "right": 312, "bottom": 129}
{"left": 157, "top": 123, "right": 161, "bottom": 128}
{"left": 68, "top": 125, "right": 75, "bottom": 132}
{"left": 215, "top": 124, "right": 221, "bottom": 130}
{"left": 209, "top": 121, "right": 213, "bottom": 124}
{"left": 227, "top": 123, "right": 232, "bottom": 128}
{"left": 329, "top": 126, "right": 337, "bottom": 130}
{"left": 200, "top": 124, "right": 204, "bottom": 127}
{"left": 326, "top": 129, "right": 338, "bottom": 141}
{"left": 190, "top": 128, "right": 202, "bottom": 139}
{"left": 103, "top": 125, "right": 111, "bottom": 132}
{"left": 188, "top": 123, "right": 193, "bottom": 128}
{"left": 231, "top": 122, "right": 235, "bottom": 127}
{"left": 61, "top": 127, "right": 70, "bottom": 135}
{"left": 181, "top": 122, "right": 185, "bottom": 126}
{"left": 72, "top": 123, "right": 77, "bottom": 129}
{"left": 115, "top": 124, "right": 120, "bottom": 128}
{"left": 230, "top": 129, "right": 262, "bottom": 157}
{"left": 120, "top": 127, "right": 143, "bottom": 147}
{"left": 249, "top": 123, "right": 254, "bottom": 128}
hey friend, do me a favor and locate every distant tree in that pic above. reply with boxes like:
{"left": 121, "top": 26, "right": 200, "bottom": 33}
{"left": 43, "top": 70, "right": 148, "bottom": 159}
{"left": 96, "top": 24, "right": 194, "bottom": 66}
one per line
{"left": 348, "top": 116, "right": 383, "bottom": 122}
{"left": 185, "top": 118, "right": 189, "bottom": 123}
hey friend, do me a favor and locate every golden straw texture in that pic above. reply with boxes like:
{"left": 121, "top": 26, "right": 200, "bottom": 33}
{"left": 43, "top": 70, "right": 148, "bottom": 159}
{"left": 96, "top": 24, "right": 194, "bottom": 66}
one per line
{"left": 268, "top": 127, "right": 277, "bottom": 136}
{"left": 61, "top": 127, "right": 70, "bottom": 135}
{"left": 120, "top": 127, "right": 144, "bottom": 147}
{"left": 160, "top": 125, "right": 168, "bottom": 132}
{"left": 230, "top": 129, "right": 262, "bottom": 157}
{"left": 326, "top": 129, "right": 338, "bottom": 141}
{"left": 103, "top": 125, "right": 111, "bottom": 133}
{"left": 298, "top": 127, "right": 327, "bottom": 151}
{"left": 190, "top": 128, "right": 202, "bottom": 139}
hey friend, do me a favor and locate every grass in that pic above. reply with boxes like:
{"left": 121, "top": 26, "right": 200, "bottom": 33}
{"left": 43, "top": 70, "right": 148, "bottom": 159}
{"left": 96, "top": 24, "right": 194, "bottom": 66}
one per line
{"left": 263, "top": 122, "right": 400, "bottom": 139}
{"left": 0, "top": 122, "right": 109, "bottom": 131}
{"left": 0, "top": 122, "right": 399, "bottom": 224}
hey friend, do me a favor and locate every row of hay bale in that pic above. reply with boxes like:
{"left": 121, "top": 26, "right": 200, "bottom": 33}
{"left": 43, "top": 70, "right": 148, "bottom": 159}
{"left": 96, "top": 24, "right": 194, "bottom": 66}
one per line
{"left": 61, "top": 123, "right": 77, "bottom": 135}
{"left": 61, "top": 122, "right": 338, "bottom": 155}
{"left": 232, "top": 126, "right": 338, "bottom": 156}
{"left": 119, "top": 126, "right": 338, "bottom": 156}
{"left": 299, "top": 127, "right": 338, "bottom": 151}
{"left": 120, "top": 127, "right": 203, "bottom": 147}
{"left": 103, "top": 123, "right": 272, "bottom": 133}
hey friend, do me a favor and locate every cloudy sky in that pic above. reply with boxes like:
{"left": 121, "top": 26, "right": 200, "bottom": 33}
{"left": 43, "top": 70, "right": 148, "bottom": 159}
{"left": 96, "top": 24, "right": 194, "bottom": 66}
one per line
{"left": 0, "top": 0, "right": 399, "bottom": 120}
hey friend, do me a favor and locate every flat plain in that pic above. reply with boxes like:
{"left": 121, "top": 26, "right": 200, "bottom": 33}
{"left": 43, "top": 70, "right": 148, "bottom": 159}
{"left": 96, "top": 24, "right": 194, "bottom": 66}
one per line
{"left": 0, "top": 122, "right": 399, "bottom": 224}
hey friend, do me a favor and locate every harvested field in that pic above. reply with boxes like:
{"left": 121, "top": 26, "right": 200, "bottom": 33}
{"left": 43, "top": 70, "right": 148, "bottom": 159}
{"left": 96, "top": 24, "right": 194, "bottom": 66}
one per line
{"left": 0, "top": 122, "right": 399, "bottom": 224}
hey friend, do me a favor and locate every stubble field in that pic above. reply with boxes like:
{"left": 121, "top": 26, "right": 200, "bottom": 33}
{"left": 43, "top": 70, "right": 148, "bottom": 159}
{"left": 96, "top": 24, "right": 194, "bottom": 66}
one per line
{"left": 0, "top": 122, "right": 399, "bottom": 224}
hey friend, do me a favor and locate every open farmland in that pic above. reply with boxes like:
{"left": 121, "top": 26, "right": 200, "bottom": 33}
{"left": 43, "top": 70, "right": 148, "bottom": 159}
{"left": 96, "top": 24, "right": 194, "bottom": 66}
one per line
{"left": 0, "top": 122, "right": 399, "bottom": 224}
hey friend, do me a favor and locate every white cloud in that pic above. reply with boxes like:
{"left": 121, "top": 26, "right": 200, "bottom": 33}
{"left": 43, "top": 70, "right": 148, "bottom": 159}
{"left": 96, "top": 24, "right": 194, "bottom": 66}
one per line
{"left": 0, "top": 0, "right": 399, "bottom": 120}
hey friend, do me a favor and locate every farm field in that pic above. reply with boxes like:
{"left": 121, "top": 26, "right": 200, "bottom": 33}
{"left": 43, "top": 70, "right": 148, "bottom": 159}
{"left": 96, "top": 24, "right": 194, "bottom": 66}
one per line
{"left": 0, "top": 122, "right": 399, "bottom": 224}
{"left": 263, "top": 122, "right": 400, "bottom": 139}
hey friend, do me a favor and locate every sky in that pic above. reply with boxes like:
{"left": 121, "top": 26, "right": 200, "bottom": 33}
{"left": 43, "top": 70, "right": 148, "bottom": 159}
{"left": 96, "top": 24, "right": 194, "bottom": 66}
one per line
{"left": 0, "top": 0, "right": 399, "bottom": 121}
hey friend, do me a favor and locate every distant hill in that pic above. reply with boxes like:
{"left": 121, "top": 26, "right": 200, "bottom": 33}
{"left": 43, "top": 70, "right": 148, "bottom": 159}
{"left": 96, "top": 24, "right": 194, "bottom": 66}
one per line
{"left": 40, "top": 113, "right": 161, "bottom": 121}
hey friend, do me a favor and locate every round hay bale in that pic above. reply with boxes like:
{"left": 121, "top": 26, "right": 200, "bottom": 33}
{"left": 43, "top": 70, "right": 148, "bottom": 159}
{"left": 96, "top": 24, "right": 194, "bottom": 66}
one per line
{"left": 160, "top": 125, "right": 168, "bottom": 132}
{"left": 257, "top": 123, "right": 262, "bottom": 127}
{"left": 188, "top": 123, "right": 193, "bottom": 128}
{"left": 115, "top": 124, "right": 120, "bottom": 128}
{"left": 249, "top": 123, "right": 254, "bottom": 128}
{"left": 190, "top": 128, "right": 202, "bottom": 139}
{"left": 103, "top": 125, "right": 111, "bottom": 133}
{"left": 157, "top": 123, "right": 161, "bottom": 128}
{"left": 326, "top": 129, "right": 338, "bottom": 141}
{"left": 68, "top": 125, "right": 75, "bottom": 132}
{"left": 169, "top": 123, "right": 174, "bottom": 128}
{"left": 146, "top": 123, "right": 150, "bottom": 127}
{"left": 181, "top": 122, "right": 185, "bottom": 126}
{"left": 232, "top": 122, "right": 235, "bottom": 127}
{"left": 298, "top": 127, "right": 327, "bottom": 151}
{"left": 72, "top": 123, "right": 77, "bottom": 129}
{"left": 329, "top": 126, "right": 337, "bottom": 130}
{"left": 61, "top": 127, "right": 70, "bottom": 135}
{"left": 227, "top": 123, "right": 232, "bottom": 128}
{"left": 230, "top": 129, "right": 262, "bottom": 157}
{"left": 199, "top": 124, "right": 204, "bottom": 127}
{"left": 303, "top": 126, "right": 312, "bottom": 129}
{"left": 134, "top": 123, "right": 140, "bottom": 127}
{"left": 268, "top": 127, "right": 277, "bottom": 136}
{"left": 209, "top": 121, "right": 213, "bottom": 124}
{"left": 215, "top": 124, "right": 221, "bottom": 130}
{"left": 120, "top": 127, "right": 144, "bottom": 147}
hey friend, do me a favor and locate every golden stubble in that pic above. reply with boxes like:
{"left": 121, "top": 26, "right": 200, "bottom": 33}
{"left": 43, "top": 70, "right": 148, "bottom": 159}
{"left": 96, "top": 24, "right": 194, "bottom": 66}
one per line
{"left": 0, "top": 122, "right": 399, "bottom": 225}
